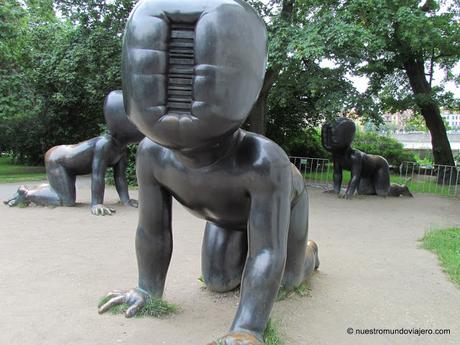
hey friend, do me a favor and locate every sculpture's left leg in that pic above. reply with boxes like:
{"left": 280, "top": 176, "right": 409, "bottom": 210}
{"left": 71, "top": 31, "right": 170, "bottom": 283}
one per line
{"left": 374, "top": 167, "right": 390, "bottom": 197}
{"left": 282, "top": 190, "right": 319, "bottom": 291}
{"left": 202, "top": 222, "right": 248, "bottom": 292}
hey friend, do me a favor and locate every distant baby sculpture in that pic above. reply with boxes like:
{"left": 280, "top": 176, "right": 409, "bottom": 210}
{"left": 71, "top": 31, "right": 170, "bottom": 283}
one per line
{"left": 321, "top": 117, "right": 409, "bottom": 199}
{"left": 97, "top": 1, "right": 319, "bottom": 344}
{"left": 4, "top": 91, "right": 144, "bottom": 215}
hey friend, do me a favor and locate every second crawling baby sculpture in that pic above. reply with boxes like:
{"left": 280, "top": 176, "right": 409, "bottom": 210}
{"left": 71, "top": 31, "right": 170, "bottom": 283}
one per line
{"left": 4, "top": 91, "right": 144, "bottom": 215}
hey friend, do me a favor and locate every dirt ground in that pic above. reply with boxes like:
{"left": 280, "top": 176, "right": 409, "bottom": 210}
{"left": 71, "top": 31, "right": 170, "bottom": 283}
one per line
{"left": 0, "top": 177, "right": 459, "bottom": 345}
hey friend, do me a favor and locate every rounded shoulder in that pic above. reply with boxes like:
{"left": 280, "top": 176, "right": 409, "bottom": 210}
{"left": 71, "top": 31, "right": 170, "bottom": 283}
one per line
{"left": 350, "top": 148, "right": 365, "bottom": 160}
{"left": 137, "top": 137, "right": 167, "bottom": 159}
{"left": 239, "top": 131, "right": 291, "bottom": 168}
{"left": 237, "top": 131, "right": 292, "bottom": 193}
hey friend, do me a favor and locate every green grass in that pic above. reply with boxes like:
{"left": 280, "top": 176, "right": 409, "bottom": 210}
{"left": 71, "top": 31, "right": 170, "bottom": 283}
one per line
{"left": 422, "top": 227, "right": 460, "bottom": 286}
{"left": 264, "top": 319, "right": 283, "bottom": 345}
{"left": 98, "top": 295, "right": 178, "bottom": 318}
{"left": 276, "top": 281, "right": 311, "bottom": 301}
{"left": 0, "top": 156, "right": 45, "bottom": 183}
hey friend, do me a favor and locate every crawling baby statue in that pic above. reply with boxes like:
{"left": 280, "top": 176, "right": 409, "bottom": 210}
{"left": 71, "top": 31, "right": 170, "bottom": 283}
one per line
{"left": 98, "top": 1, "right": 319, "bottom": 344}
{"left": 4, "top": 91, "right": 144, "bottom": 215}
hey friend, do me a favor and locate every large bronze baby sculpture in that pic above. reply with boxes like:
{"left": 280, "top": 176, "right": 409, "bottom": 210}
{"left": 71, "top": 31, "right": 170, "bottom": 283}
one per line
{"left": 321, "top": 117, "right": 392, "bottom": 199}
{"left": 4, "top": 91, "right": 144, "bottom": 215}
{"left": 98, "top": 1, "right": 319, "bottom": 344}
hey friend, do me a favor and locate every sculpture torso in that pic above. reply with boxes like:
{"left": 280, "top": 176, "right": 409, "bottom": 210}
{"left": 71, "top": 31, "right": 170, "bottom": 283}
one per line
{"left": 140, "top": 129, "right": 304, "bottom": 230}
{"left": 333, "top": 148, "right": 386, "bottom": 178}
{"left": 45, "top": 135, "right": 125, "bottom": 175}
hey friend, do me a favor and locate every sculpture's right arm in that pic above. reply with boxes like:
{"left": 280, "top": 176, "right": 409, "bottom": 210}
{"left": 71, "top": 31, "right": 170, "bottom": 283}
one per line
{"left": 135, "top": 149, "right": 173, "bottom": 297}
{"left": 333, "top": 158, "right": 343, "bottom": 194}
{"left": 98, "top": 143, "right": 172, "bottom": 317}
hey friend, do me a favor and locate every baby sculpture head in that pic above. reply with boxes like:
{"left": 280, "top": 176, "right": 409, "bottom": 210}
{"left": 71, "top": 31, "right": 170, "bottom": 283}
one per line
{"left": 122, "top": 0, "right": 267, "bottom": 150}
{"left": 321, "top": 117, "right": 356, "bottom": 152}
{"left": 104, "top": 90, "right": 145, "bottom": 145}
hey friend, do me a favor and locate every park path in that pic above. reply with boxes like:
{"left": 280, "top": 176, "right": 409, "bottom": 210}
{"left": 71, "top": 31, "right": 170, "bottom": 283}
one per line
{"left": 0, "top": 177, "right": 459, "bottom": 345}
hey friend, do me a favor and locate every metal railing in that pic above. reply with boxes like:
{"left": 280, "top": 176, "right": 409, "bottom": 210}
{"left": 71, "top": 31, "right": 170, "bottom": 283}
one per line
{"left": 289, "top": 156, "right": 460, "bottom": 198}
{"left": 399, "top": 161, "right": 460, "bottom": 197}
{"left": 289, "top": 156, "right": 332, "bottom": 189}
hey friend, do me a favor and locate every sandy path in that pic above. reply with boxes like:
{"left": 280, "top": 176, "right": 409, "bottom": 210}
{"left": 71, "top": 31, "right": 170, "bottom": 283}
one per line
{"left": 0, "top": 177, "right": 459, "bottom": 345}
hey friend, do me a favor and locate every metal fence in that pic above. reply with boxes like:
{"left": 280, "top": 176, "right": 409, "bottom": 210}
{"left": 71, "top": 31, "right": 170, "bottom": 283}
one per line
{"left": 399, "top": 161, "right": 460, "bottom": 197}
{"left": 289, "top": 156, "right": 460, "bottom": 198}
{"left": 289, "top": 156, "right": 332, "bottom": 189}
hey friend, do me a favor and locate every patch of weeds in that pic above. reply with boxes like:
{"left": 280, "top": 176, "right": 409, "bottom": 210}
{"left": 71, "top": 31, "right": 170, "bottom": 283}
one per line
{"left": 198, "top": 275, "right": 205, "bottom": 284}
{"left": 293, "top": 282, "right": 310, "bottom": 297}
{"left": 264, "top": 319, "right": 283, "bottom": 345}
{"left": 422, "top": 227, "right": 460, "bottom": 286}
{"left": 98, "top": 295, "right": 177, "bottom": 318}
{"left": 276, "top": 281, "right": 311, "bottom": 301}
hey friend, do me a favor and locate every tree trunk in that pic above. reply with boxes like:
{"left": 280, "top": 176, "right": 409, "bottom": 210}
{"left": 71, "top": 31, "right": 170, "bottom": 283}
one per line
{"left": 248, "top": 90, "right": 268, "bottom": 135}
{"left": 246, "top": 0, "right": 295, "bottom": 135}
{"left": 247, "top": 68, "right": 278, "bottom": 135}
{"left": 403, "top": 57, "right": 455, "bottom": 166}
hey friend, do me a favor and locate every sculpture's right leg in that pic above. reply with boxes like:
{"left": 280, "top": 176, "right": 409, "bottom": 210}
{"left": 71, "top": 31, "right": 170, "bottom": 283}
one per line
{"left": 202, "top": 222, "right": 247, "bottom": 292}
{"left": 357, "top": 177, "right": 376, "bottom": 195}
{"left": 21, "top": 158, "right": 76, "bottom": 206}
{"left": 3, "top": 158, "right": 75, "bottom": 207}
{"left": 43, "top": 156, "right": 76, "bottom": 206}
{"left": 22, "top": 183, "right": 63, "bottom": 206}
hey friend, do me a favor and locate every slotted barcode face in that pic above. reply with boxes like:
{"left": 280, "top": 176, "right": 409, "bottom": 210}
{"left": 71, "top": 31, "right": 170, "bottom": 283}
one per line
{"left": 167, "top": 23, "right": 195, "bottom": 115}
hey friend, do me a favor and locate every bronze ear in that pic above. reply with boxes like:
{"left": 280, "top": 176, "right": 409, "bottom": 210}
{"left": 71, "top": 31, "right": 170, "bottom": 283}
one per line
{"left": 104, "top": 90, "right": 144, "bottom": 143}
{"left": 321, "top": 124, "right": 332, "bottom": 150}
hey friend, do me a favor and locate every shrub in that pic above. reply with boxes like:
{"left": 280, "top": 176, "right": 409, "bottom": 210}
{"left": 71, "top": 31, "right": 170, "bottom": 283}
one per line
{"left": 284, "top": 129, "right": 329, "bottom": 159}
{"left": 353, "top": 131, "right": 415, "bottom": 166}
{"left": 106, "top": 144, "right": 137, "bottom": 187}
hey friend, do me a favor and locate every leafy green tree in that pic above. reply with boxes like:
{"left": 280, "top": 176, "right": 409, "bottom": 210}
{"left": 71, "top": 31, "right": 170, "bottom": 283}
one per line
{"left": 245, "top": 0, "right": 367, "bottom": 149}
{"left": 405, "top": 113, "right": 429, "bottom": 132}
{"left": 295, "top": 0, "right": 460, "bottom": 165}
{"left": 0, "top": 1, "right": 32, "bottom": 154}
{"left": 0, "top": 0, "right": 136, "bottom": 163}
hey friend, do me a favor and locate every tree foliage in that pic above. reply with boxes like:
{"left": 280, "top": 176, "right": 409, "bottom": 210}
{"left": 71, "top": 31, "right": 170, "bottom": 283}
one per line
{"left": 0, "top": 0, "right": 135, "bottom": 163}
{"left": 291, "top": 0, "right": 460, "bottom": 164}
{"left": 354, "top": 131, "right": 415, "bottom": 166}
{"left": 245, "top": 0, "right": 370, "bottom": 154}
{"left": 0, "top": 0, "right": 458, "bottom": 166}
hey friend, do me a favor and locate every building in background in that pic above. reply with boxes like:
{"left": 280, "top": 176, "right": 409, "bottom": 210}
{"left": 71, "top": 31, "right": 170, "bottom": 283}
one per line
{"left": 391, "top": 132, "right": 460, "bottom": 155}
{"left": 382, "top": 109, "right": 460, "bottom": 133}
{"left": 382, "top": 110, "right": 413, "bottom": 132}
{"left": 442, "top": 110, "right": 460, "bottom": 131}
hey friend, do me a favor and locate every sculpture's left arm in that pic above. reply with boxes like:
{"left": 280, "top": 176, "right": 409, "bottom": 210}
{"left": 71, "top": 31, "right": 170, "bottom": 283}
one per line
{"left": 114, "top": 153, "right": 138, "bottom": 208}
{"left": 231, "top": 167, "right": 291, "bottom": 340}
